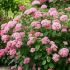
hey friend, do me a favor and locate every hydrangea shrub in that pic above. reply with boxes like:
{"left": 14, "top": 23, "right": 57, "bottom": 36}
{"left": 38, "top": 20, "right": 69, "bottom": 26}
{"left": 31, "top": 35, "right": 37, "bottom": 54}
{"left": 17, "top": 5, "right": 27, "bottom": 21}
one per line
{"left": 0, "top": 0, "right": 70, "bottom": 70}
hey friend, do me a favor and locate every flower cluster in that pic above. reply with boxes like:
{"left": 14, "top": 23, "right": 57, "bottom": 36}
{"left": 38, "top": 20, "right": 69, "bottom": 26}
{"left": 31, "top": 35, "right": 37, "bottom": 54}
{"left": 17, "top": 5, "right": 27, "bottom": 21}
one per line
{"left": 0, "top": 15, "right": 25, "bottom": 59}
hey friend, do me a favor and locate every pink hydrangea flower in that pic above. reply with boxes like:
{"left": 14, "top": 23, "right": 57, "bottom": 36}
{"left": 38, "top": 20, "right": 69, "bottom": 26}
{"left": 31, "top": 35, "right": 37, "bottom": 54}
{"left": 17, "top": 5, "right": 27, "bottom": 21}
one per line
{"left": 48, "top": 8, "right": 57, "bottom": 13}
{"left": 30, "top": 48, "right": 35, "bottom": 53}
{"left": 41, "top": 19, "right": 51, "bottom": 28}
{"left": 24, "top": 8, "right": 37, "bottom": 15}
{"left": 33, "top": 11, "right": 42, "bottom": 19}
{"left": 11, "top": 40, "right": 17, "bottom": 47}
{"left": 58, "top": 48, "right": 69, "bottom": 57}
{"left": 15, "top": 41, "right": 22, "bottom": 48}
{"left": 52, "top": 19, "right": 60, "bottom": 23}
{"left": 48, "top": 8, "right": 58, "bottom": 16}
{"left": 1, "top": 35, "right": 9, "bottom": 43}
{"left": 31, "top": 21, "right": 41, "bottom": 29}
{"left": 60, "top": 15, "right": 68, "bottom": 21}
{"left": 7, "top": 21, "right": 14, "bottom": 28}
{"left": 0, "top": 49, "right": 5, "bottom": 57}
{"left": 12, "top": 32, "right": 22, "bottom": 40}
{"left": 18, "top": 66, "right": 23, "bottom": 70}
{"left": 65, "top": 7, "right": 70, "bottom": 11}
{"left": 7, "top": 20, "right": 17, "bottom": 28}
{"left": 19, "top": 5, "right": 25, "bottom": 11}
{"left": 0, "top": 30, "right": 1, "bottom": 36}
{"left": 34, "top": 32, "right": 43, "bottom": 37}
{"left": 23, "top": 57, "right": 30, "bottom": 64}
{"left": 27, "top": 40, "right": 34, "bottom": 46}
{"left": 41, "top": 37, "right": 50, "bottom": 44}
{"left": 38, "top": 67, "right": 41, "bottom": 70}
{"left": 9, "top": 49, "right": 16, "bottom": 56}
{"left": 13, "top": 23, "right": 22, "bottom": 32}
{"left": 51, "top": 44, "right": 58, "bottom": 51}
{"left": 6, "top": 40, "right": 16, "bottom": 49}
{"left": 52, "top": 22, "right": 61, "bottom": 30}
{"left": 49, "top": 41, "right": 55, "bottom": 45}
{"left": 49, "top": 10, "right": 58, "bottom": 17}
{"left": 35, "top": 23, "right": 41, "bottom": 29}
{"left": 11, "top": 20, "right": 17, "bottom": 27}
{"left": 1, "top": 30, "right": 6, "bottom": 35}
{"left": 41, "top": 5, "right": 47, "bottom": 9}
{"left": 52, "top": 53, "right": 60, "bottom": 62}
{"left": 6, "top": 41, "right": 12, "bottom": 49}
{"left": 20, "top": 32, "right": 25, "bottom": 38}
{"left": 27, "top": 37, "right": 35, "bottom": 46}
{"left": 2, "top": 27, "right": 10, "bottom": 34}
{"left": 61, "top": 27, "right": 67, "bottom": 32}
{"left": 29, "top": 8, "right": 37, "bottom": 14}
{"left": 31, "top": 21, "right": 40, "bottom": 27}
{"left": 39, "top": 0, "right": 46, "bottom": 3}
{"left": 46, "top": 48, "right": 52, "bottom": 54}
{"left": 31, "top": 0, "right": 40, "bottom": 6}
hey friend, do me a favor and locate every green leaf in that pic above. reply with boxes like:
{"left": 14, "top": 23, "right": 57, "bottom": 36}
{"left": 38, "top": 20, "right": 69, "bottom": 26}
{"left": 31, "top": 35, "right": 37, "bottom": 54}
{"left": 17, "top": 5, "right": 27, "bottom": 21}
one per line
{"left": 68, "top": 65, "right": 70, "bottom": 70}
{"left": 34, "top": 53, "right": 42, "bottom": 59}
{"left": 34, "top": 55, "right": 39, "bottom": 59}
{"left": 48, "top": 63, "right": 54, "bottom": 68}
{"left": 42, "top": 60, "right": 46, "bottom": 65}
{"left": 8, "top": 59, "right": 15, "bottom": 65}
{"left": 52, "top": 31, "right": 57, "bottom": 37}
{"left": 35, "top": 45, "right": 40, "bottom": 51}
{"left": 44, "top": 65, "right": 48, "bottom": 69}
{"left": 24, "top": 65, "right": 29, "bottom": 70}
{"left": 47, "top": 56, "right": 51, "bottom": 62}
